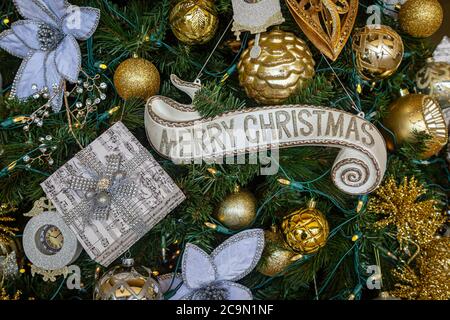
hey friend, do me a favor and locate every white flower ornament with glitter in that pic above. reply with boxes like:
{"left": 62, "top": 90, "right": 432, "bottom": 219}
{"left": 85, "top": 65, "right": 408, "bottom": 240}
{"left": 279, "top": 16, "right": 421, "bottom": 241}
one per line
{"left": 0, "top": 0, "right": 100, "bottom": 112}
{"left": 159, "top": 229, "right": 265, "bottom": 300}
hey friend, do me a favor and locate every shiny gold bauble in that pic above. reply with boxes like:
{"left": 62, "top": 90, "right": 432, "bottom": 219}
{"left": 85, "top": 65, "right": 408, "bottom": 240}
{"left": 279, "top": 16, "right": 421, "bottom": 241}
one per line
{"left": 352, "top": 25, "right": 404, "bottom": 81}
{"left": 169, "top": 0, "right": 219, "bottom": 45}
{"left": 215, "top": 186, "right": 257, "bottom": 230}
{"left": 382, "top": 89, "right": 448, "bottom": 159}
{"left": 399, "top": 0, "right": 443, "bottom": 38}
{"left": 281, "top": 200, "right": 329, "bottom": 254}
{"left": 114, "top": 57, "right": 160, "bottom": 101}
{"left": 257, "top": 228, "right": 298, "bottom": 277}
{"left": 416, "top": 61, "right": 450, "bottom": 109}
{"left": 237, "top": 29, "right": 315, "bottom": 105}
{"left": 94, "top": 259, "right": 163, "bottom": 300}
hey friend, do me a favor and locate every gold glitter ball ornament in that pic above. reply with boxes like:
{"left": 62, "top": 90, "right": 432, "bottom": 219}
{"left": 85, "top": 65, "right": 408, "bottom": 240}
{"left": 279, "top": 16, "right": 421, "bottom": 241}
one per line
{"left": 113, "top": 58, "right": 160, "bottom": 101}
{"left": 237, "top": 29, "right": 315, "bottom": 104}
{"left": 399, "top": 0, "right": 443, "bottom": 38}
{"left": 257, "top": 227, "right": 299, "bottom": 277}
{"left": 281, "top": 200, "right": 329, "bottom": 254}
{"left": 382, "top": 89, "right": 448, "bottom": 159}
{"left": 416, "top": 61, "right": 450, "bottom": 109}
{"left": 352, "top": 25, "right": 404, "bottom": 81}
{"left": 94, "top": 259, "right": 163, "bottom": 300}
{"left": 215, "top": 186, "right": 257, "bottom": 230}
{"left": 169, "top": 0, "right": 219, "bottom": 45}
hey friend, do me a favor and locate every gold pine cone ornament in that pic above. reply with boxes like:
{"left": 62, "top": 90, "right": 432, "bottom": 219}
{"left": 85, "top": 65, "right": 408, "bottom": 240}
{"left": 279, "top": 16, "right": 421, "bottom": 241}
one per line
{"left": 382, "top": 89, "right": 448, "bottom": 159}
{"left": 352, "top": 25, "right": 404, "bottom": 81}
{"left": 237, "top": 29, "right": 316, "bottom": 104}
{"left": 114, "top": 57, "right": 161, "bottom": 101}
{"left": 281, "top": 200, "right": 329, "bottom": 254}
{"left": 215, "top": 186, "right": 257, "bottom": 230}
{"left": 169, "top": 0, "right": 219, "bottom": 45}
{"left": 399, "top": 0, "right": 443, "bottom": 38}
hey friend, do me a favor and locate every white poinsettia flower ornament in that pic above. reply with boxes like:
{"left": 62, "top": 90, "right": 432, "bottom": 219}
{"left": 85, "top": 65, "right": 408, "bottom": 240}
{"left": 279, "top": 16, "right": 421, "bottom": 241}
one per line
{"left": 0, "top": 0, "right": 100, "bottom": 111}
{"left": 159, "top": 229, "right": 265, "bottom": 300}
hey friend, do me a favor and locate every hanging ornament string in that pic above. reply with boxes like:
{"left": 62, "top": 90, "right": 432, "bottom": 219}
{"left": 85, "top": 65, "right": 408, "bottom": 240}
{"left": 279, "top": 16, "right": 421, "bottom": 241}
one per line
{"left": 194, "top": 19, "right": 234, "bottom": 83}
{"left": 321, "top": 54, "right": 363, "bottom": 116}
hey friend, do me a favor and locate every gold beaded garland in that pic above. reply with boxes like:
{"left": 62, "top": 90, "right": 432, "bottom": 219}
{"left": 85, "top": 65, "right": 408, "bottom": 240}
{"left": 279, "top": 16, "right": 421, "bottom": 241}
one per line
{"left": 113, "top": 57, "right": 160, "bottom": 101}
{"left": 399, "top": 0, "right": 443, "bottom": 38}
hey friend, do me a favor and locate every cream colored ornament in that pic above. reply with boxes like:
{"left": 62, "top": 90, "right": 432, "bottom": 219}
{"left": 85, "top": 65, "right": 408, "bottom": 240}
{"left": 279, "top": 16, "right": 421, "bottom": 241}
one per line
{"left": 285, "top": 0, "right": 359, "bottom": 61}
{"left": 416, "top": 61, "right": 450, "bottom": 109}
{"left": 215, "top": 186, "right": 257, "bottom": 230}
{"left": 145, "top": 74, "right": 388, "bottom": 195}
{"left": 231, "top": 0, "right": 285, "bottom": 57}
{"left": 433, "top": 37, "right": 450, "bottom": 64}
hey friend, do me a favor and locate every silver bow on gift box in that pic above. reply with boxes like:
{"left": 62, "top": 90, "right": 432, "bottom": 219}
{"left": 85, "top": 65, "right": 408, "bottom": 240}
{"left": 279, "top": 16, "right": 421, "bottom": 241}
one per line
{"left": 70, "top": 154, "right": 139, "bottom": 227}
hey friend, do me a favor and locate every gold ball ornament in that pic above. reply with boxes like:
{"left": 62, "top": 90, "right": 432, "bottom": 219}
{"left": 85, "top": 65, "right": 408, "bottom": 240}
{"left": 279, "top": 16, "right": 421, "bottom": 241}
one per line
{"left": 352, "top": 25, "right": 404, "bottom": 81}
{"left": 382, "top": 89, "right": 448, "bottom": 159}
{"left": 257, "top": 227, "right": 299, "bottom": 277}
{"left": 416, "top": 61, "right": 450, "bottom": 109}
{"left": 215, "top": 186, "right": 257, "bottom": 230}
{"left": 281, "top": 200, "right": 329, "bottom": 254}
{"left": 237, "top": 29, "right": 316, "bottom": 105}
{"left": 113, "top": 57, "right": 160, "bottom": 101}
{"left": 169, "top": 0, "right": 219, "bottom": 45}
{"left": 399, "top": 0, "right": 443, "bottom": 38}
{"left": 94, "top": 258, "right": 163, "bottom": 300}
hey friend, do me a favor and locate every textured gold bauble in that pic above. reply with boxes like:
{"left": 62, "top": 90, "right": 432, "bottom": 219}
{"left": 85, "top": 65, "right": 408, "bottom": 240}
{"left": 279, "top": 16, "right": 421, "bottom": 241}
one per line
{"left": 114, "top": 58, "right": 160, "bottom": 101}
{"left": 94, "top": 259, "right": 163, "bottom": 300}
{"left": 399, "top": 0, "right": 443, "bottom": 38}
{"left": 352, "top": 25, "right": 404, "bottom": 81}
{"left": 237, "top": 29, "right": 315, "bottom": 104}
{"left": 215, "top": 186, "right": 257, "bottom": 230}
{"left": 169, "top": 0, "right": 219, "bottom": 45}
{"left": 416, "top": 61, "right": 450, "bottom": 109}
{"left": 281, "top": 200, "right": 329, "bottom": 254}
{"left": 382, "top": 90, "right": 448, "bottom": 159}
{"left": 257, "top": 228, "right": 298, "bottom": 277}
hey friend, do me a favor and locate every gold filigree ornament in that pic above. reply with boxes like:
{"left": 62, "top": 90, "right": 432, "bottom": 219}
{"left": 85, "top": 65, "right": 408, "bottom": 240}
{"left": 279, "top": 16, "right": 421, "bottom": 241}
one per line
{"left": 285, "top": 0, "right": 358, "bottom": 61}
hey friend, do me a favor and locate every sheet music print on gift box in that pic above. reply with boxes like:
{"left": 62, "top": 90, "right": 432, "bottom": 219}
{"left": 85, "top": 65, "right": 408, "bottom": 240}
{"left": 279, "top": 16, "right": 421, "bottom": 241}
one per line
{"left": 41, "top": 122, "right": 185, "bottom": 266}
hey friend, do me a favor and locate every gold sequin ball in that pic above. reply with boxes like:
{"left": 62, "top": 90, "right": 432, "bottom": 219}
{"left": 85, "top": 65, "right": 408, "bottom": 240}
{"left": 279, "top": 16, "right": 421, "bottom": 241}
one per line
{"left": 113, "top": 57, "right": 160, "bottom": 101}
{"left": 399, "top": 0, "right": 443, "bottom": 38}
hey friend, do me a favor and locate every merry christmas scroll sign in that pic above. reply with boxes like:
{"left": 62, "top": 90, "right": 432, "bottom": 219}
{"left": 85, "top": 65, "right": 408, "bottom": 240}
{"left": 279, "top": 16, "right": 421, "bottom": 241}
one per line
{"left": 145, "top": 75, "right": 387, "bottom": 196}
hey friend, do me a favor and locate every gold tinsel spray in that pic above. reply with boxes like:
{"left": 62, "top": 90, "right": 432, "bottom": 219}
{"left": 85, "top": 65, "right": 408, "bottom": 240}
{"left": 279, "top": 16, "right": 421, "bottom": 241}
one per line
{"left": 367, "top": 176, "right": 444, "bottom": 246}
{"left": 0, "top": 204, "right": 18, "bottom": 242}
{"left": 391, "top": 238, "right": 450, "bottom": 300}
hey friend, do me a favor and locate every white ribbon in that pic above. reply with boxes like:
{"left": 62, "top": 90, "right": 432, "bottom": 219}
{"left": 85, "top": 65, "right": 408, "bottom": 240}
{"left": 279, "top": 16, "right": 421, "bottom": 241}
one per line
{"left": 145, "top": 75, "right": 387, "bottom": 195}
